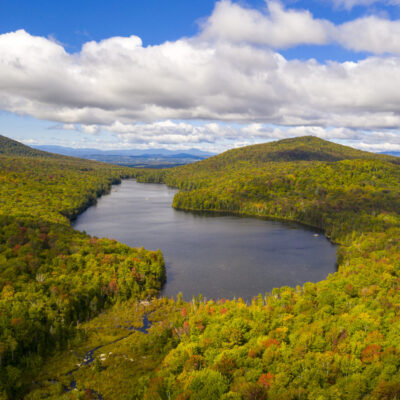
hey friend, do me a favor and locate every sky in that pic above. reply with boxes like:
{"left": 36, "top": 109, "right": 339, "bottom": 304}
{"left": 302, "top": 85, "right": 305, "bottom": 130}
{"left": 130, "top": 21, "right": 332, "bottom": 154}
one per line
{"left": 1, "top": 0, "right": 400, "bottom": 152}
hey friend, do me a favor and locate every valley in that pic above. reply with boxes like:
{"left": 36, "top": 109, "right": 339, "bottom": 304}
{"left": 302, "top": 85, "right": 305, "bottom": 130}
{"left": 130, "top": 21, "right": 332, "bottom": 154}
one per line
{"left": 0, "top": 135, "right": 400, "bottom": 399}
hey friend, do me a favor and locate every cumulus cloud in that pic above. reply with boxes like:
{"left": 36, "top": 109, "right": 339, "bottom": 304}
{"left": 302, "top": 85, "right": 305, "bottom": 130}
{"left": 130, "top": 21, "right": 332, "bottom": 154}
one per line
{"left": 199, "top": 1, "right": 332, "bottom": 48}
{"left": 200, "top": 1, "right": 400, "bottom": 55}
{"left": 0, "top": 1, "right": 400, "bottom": 151}
{"left": 2, "top": 28, "right": 400, "bottom": 129}
{"left": 94, "top": 120, "right": 400, "bottom": 153}
{"left": 106, "top": 120, "right": 239, "bottom": 146}
{"left": 49, "top": 123, "right": 99, "bottom": 134}
{"left": 335, "top": 16, "right": 400, "bottom": 54}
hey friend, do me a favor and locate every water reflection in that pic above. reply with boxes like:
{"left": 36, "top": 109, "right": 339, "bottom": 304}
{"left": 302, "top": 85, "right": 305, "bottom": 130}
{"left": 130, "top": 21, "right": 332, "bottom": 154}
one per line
{"left": 73, "top": 180, "right": 337, "bottom": 301}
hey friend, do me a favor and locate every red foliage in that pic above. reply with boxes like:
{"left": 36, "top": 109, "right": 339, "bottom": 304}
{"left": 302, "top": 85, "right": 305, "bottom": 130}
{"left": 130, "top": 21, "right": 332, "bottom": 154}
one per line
{"left": 183, "top": 321, "right": 190, "bottom": 334}
{"left": 258, "top": 372, "right": 274, "bottom": 389}
{"left": 361, "top": 344, "right": 382, "bottom": 363}
{"left": 262, "top": 338, "right": 280, "bottom": 348}
{"left": 206, "top": 306, "right": 215, "bottom": 315}
{"left": 108, "top": 279, "right": 119, "bottom": 294}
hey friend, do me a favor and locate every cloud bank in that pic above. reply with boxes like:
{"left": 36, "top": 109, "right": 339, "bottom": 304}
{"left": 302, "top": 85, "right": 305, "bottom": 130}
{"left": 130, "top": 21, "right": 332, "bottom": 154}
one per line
{"left": 0, "top": 0, "right": 400, "bottom": 150}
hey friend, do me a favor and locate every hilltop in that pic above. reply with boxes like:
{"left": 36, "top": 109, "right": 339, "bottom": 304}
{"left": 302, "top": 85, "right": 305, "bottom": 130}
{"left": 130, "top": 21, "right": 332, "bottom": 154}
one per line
{"left": 197, "top": 136, "right": 400, "bottom": 168}
{"left": 0, "top": 134, "right": 54, "bottom": 157}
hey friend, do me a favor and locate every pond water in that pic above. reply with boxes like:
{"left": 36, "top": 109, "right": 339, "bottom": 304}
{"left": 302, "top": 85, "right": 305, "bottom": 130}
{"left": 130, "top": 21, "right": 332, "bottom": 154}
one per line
{"left": 73, "top": 179, "right": 337, "bottom": 301}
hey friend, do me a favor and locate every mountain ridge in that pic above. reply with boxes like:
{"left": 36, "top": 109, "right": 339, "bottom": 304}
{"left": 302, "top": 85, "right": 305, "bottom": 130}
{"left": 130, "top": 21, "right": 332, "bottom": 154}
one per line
{"left": 32, "top": 144, "right": 216, "bottom": 158}
{"left": 0, "top": 134, "right": 55, "bottom": 158}
{"left": 204, "top": 136, "right": 400, "bottom": 166}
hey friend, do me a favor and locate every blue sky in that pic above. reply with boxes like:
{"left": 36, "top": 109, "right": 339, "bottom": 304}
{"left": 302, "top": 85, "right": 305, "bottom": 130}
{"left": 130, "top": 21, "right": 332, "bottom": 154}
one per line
{"left": 1, "top": 0, "right": 400, "bottom": 152}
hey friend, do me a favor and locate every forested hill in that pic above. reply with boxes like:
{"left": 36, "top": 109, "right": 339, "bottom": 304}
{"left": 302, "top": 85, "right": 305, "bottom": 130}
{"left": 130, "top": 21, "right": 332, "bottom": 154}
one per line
{"left": 0, "top": 135, "right": 165, "bottom": 398}
{"left": 130, "top": 136, "right": 400, "bottom": 399}
{"left": 185, "top": 136, "right": 400, "bottom": 169}
{"left": 0, "top": 134, "right": 55, "bottom": 157}
{"left": 5, "top": 134, "right": 400, "bottom": 399}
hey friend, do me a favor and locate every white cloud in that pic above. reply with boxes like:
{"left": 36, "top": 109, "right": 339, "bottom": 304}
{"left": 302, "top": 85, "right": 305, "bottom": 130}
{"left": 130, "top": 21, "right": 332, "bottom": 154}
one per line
{"left": 0, "top": 2, "right": 400, "bottom": 151}
{"left": 61, "top": 124, "right": 76, "bottom": 131}
{"left": 81, "top": 125, "right": 100, "bottom": 135}
{"left": 96, "top": 120, "right": 400, "bottom": 153}
{"left": 335, "top": 16, "right": 400, "bottom": 54}
{"left": 48, "top": 123, "right": 99, "bottom": 134}
{"left": 106, "top": 120, "right": 238, "bottom": 146}
{"left": 21, "top": 138, "right": 39, "bottom": 145}
{"left": 2, "top": 28, "right": 400, "bottom": 130}
{"left": 199, "top": 1, "right": 331, "bottom": 48}
{"left": 199, "top": 1, "right": 400, "bottom": 55}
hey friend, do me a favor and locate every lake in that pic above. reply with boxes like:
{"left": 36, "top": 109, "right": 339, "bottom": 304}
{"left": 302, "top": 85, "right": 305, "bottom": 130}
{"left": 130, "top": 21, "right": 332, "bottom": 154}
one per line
{"left": 72, "top": 179, "right": 337, "bottom": 301}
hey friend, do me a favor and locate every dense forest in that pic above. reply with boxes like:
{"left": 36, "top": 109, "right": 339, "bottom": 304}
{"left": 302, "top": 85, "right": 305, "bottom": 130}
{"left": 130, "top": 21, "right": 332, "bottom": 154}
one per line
{"left": 0, "top": 136, "right": 165, "bottom": 398}
{"left": 131, "top": 137, "right": 400, "bottom": 399}
{"left": 2, "top": 135, "right": 400, "bottom": 399}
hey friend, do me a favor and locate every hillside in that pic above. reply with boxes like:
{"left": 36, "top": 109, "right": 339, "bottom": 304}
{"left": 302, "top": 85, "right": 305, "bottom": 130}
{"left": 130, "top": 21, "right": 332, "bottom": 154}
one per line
{"left": 135, "top": 136, "right": 400, "bottom": 188}
{"left": 131, "top": 137, "right": 400, "bottom": 399}
{"left": 0, "top": 134, "right": 54, "bottom": 157}
{"left": 0, "top": 135, "right": 165, "bottom": 398}
{"left": 193, "top": 136, "right": 400, "bottom": 167}
{"left": 3, "top": 135, "right": 400, "bottom": 399}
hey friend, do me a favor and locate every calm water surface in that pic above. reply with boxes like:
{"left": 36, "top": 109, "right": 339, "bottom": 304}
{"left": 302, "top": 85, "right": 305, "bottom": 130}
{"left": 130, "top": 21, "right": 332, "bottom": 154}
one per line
{"left": 73, "top": 180, "right": 337, "bottom": 301}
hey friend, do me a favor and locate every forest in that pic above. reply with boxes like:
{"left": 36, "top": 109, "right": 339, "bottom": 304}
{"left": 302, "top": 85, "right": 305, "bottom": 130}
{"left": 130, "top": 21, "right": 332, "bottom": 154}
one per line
{"left": 1, "top": 135, "right": 400, "bottom": 399}
{"left": 0, "top": 136, "right": 165, "bottom": 398}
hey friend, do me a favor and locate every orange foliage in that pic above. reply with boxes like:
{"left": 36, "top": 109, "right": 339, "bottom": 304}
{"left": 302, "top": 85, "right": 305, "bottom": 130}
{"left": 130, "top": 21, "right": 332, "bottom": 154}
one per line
{"left": 258, "top": 372, "right": 274, "bottom": 389}
{"left": 361, "top": 344, "right": 382, "bottom": 363}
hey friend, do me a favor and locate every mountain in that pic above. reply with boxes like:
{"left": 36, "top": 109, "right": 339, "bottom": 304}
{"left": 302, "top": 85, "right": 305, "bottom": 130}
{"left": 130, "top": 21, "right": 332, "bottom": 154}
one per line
{"left": 31, "top": 144, "right": 216, "bottom": 168}
{"left": 126, "top": 136, "right": 400, "bottom": 399}
{"left": 204, "top": 136, "right": 400, "bottom": 166}
{"left": 32, "top": 144, "right": 215, "bottom": 158}
{"left": 0, "top": 134, "right": 54, "bottom": 157}
{"left": 381, "top": 151, "right": 400, "bottom": 157}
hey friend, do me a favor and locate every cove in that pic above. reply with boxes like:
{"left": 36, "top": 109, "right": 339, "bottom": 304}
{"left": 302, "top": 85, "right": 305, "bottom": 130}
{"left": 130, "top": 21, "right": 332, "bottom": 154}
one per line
{"left": 72, "top": 179, "right": 337, "bottom": 301}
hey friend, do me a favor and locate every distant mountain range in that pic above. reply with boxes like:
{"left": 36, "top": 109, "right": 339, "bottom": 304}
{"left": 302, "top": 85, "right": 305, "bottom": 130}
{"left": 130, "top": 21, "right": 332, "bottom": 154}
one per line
{"left": 31, "top": 145, "right": 216, "bottom": 168}
{"left": 381, "top": 151, "right": 400, "bottom": 157}
{"left": 32, "top": 145, "right": 215, "bottom": 158}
